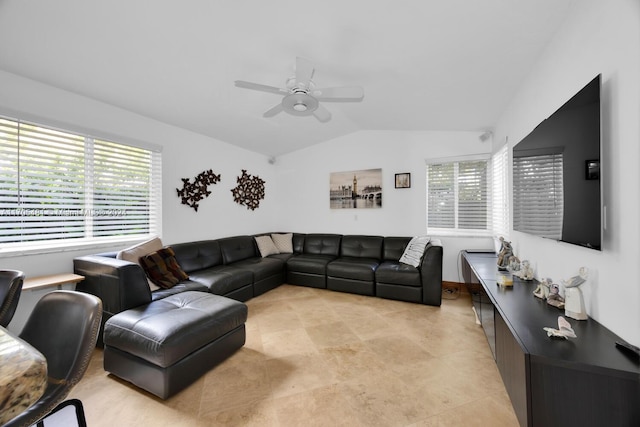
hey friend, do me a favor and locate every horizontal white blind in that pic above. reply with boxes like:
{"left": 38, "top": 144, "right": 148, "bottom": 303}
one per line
{"left": 513, "top": 153, "right": 563, "bottom": 239}
{"left": 427, "top": 158, "right": 489, "bottom": 233}
{"left": 0, "top": 119, "right": 86, "bottom": 243}
{"left": 491, "top": 144, "right": 509, "bottom": 237}
{"left": 458, "top": 160, "right": 488, "bottom": 230}
{"left": 0, "top": 116, "right": 161, "bottom": 246}
{"left": 93, "top": 138, "right": 154, "bottom": 237}
{"left": 427, "top": 162, "right": 455, "bottom": 228}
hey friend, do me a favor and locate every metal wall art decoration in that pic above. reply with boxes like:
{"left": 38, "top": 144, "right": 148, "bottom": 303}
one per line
{"left": 231, "top": 169, "right": 265, "bottom": 210}
{"left": 176, "top": 169, "right": 221, "bottom": 211}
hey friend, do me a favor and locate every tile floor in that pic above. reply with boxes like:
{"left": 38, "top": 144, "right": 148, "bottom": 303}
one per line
{"left": 69, "top": 285, "right": 519, "bottom": 426}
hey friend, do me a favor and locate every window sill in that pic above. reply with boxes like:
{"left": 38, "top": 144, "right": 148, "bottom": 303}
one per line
{"left": 427, "top": 229, "right": 494, "bottom": 238}
{"left": 0, "top": 236, "right": 154, "bottom": 258}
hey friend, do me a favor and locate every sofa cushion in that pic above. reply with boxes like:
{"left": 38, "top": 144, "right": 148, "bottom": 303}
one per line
{"left": 140, "top": 247, "right": 189, "bottom": 289}
{"left": 255, "top": 235, "right": 280, "bottom": 257}
{"left": 383, "top": 237, "right": 412, "bottom": 261}
{"left": 188, "top": 267, "right": 253, "bottom": 295}
{"left": 327, "top": 257, "right": 380, "bottom": 281}
{"left": 219, "top": 236, "right": 258, "bottom": 264}
{"left": 117, "top": 237, "right": 164, "bottom": 291}
{"left": 292, "top": 233, "right": 305, "bottom": 253}
{"left": 171, "top": 240, "right": 223, "bottom": 273}
{"left": 287, "top": 254, "right": 337, "bottom": 275}
{"left": 271, "top": 233, "right": 293, "bottom": 253}
{"left": 151, "top": 280, "right": 209, "bottom": 301}
{"left": 399, "top": 236, "right": 431, "bottom": 267}
{"left": 375, "top": 261, "right": 421, "bottom": 287}
{"left": 303, "top": 234, "right": 342, "bottom": 256}
{"left": 231, "top": 257, "right": 285, "bottom": 281}
{"left": 340, "top": 235, "right": 383, "bottom": 259}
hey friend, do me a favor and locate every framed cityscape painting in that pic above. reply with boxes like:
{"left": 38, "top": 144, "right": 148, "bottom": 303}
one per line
{"left": 329, "top": 168, "right": 382, "bottom": 209}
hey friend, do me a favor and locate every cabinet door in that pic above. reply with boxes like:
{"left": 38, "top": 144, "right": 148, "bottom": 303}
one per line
{"left": 529, "top": 359, "right": 640, "bottom": 426}
{"left": 495, "top": 312, "right": 529, "bottom": 427}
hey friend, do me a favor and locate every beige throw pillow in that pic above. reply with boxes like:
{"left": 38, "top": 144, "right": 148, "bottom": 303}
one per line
{"left": 117, "top": 237, "right": 164, "bottom": 291}
{"left": 271, "top": 233, "right": 293, "bottom": 253}
{"left": 255, "top": 235, "right": 279, "bottom": 257}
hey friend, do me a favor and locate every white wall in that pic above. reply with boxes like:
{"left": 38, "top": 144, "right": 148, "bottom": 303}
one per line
{"left": 274, "top": 130, "right": 495, "bottom": 282}
{"left": 493, "top": 0, "right": 640, "bottom": 343}
{"left": 0, "top": 70, "right": 278, "bottom": 331}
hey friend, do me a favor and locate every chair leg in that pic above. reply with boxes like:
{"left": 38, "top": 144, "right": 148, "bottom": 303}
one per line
{"left": 37, "top": 399, "right": 87, "bottom": 427}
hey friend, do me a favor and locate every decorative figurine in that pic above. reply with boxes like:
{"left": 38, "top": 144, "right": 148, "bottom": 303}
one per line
{"left": 544, "top": 316, "right": 577, "bottom": 339}
{"left": 496, "top": 237, "right": 513, "bottom": 271}
{"left": 563, "top": 267, "right": 589, "bottom": 320}
{"left": 533, "top": 277, "right": 551, "bottom": 300}
{"left": 518, "top": 260, "right": 534, "bottom": 281}
{"left": 546, "top": 283, "right": 565, "bottom": 309}
{"left": 508, "top": 255, "right": 521, "bottom": 274}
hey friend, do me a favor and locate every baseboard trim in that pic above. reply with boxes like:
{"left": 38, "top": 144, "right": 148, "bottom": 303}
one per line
{"left": 442, "top": 281, "right": 469, "bottom": 295}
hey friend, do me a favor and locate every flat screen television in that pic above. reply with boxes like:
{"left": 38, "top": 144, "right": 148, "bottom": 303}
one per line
{"left": 512, "top": 74, "right": 601, "bottom": 250}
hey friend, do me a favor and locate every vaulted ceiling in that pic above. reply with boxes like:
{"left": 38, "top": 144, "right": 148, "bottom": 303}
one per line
{"left": 0, "top": 0, "right": 574, "bottom": 157}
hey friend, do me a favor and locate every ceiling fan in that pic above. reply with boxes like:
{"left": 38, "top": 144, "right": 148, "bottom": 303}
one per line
{"left": 234, "top": 57, "right": 364, "bottom": 123}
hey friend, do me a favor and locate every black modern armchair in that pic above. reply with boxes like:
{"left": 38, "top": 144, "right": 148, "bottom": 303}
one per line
{"left": 4, "top": 290, "right": 102, "bottom": 427}
{"left": 0, "top": 269, "right": 25, "bottom": 327}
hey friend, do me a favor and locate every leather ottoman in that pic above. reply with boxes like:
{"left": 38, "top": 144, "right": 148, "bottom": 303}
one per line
{"left": 103, "top": 291, "right": 247, "bottom": 399}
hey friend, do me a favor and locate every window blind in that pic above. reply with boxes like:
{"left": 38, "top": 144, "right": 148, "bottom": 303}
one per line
{"left": 512, "top": 153, "right": 563, "bottom": 239}
{"left": 427, "top": 162, "right": 455, "bottom": 228}
{"left": 458, "top": 160, "right": 488, "bottom": 230}
{"left": 427, "top": 158, "right": 489, "bottom": 234}
{"left": 0, "top": 117, "right": 161, "bottom": 247}
{"left": 491, "top": 144, "right": 509, "bottom": 237}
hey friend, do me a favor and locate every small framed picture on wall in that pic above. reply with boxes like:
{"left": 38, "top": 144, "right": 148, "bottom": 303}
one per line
{"left": 395, "top": 173, "right": 411, "bottom": 189}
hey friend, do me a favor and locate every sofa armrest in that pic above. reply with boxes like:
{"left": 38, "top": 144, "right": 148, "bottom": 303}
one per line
{"left": 420, "top": 239, "right": 443, "bottom": 306}
{"left": 74, "top": 255, "right": 152, "bottom": 315}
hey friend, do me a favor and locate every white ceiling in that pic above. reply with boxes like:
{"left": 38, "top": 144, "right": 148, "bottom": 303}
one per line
{"left": 0, "top": 0, "right": 574, "bottom": 157}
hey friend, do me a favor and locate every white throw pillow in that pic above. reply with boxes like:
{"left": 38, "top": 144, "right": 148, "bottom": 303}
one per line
{"left": 271, "top": 233, "right": 293, "bottom": 254}
{"left": 399, "top": 236, "right": 431, "bottom": 267}
{"left": 255, "top": 235, "right": 280, "bottom": 257}
{"left": 117, "top": 237, "right": 164, "bottom": 291}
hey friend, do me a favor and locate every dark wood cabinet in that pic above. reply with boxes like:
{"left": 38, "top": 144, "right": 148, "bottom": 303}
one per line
{"left": 462, "top": 251, "right": 640, "bottom": 427}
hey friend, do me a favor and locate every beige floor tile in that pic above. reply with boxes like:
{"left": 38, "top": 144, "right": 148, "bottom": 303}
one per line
{"left": 199, "top": 400, "right": 280, "bottom": 426}
{"left": 305, "top": 321, "right": 361, "bottom": 348}
{"left": 199, "top": 360, "right": 272, "bottom": 415}
{"left": 364, "top": 334, "right": 435, "bottom": 365}
{"left": 265, "top": 353, "right": 337, "bottom": 398}
{"left": 338, "top": 371, "right": 438, "bottom": 425}
{"left": 273, "top": 384, "right": 368, "bottom": 427}
{"left": 433, "top": 391, "right": 520, "bottom": 427}
{"left": 319, "top": 341, "right": 388, "bottom": 382}
{"left": 261, "top": 327, "right": 318, "bottom": 359}
{"left": 255, "top": 306, "right": 303, "bottom": 333}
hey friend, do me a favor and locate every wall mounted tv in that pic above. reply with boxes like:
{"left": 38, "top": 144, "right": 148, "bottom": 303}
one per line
{"left": 512, "top": 74, "right": 601, "bottom": 250}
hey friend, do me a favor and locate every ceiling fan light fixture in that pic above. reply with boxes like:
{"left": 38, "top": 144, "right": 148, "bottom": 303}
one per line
{"left": 282, "top": 93, "right": 318, "bottom": 116}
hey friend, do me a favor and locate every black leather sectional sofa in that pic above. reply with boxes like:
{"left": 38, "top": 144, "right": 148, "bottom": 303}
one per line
{"left": 74, "top": 233, "right": 442, "bottom": 335}
{"left": 73, "top": 232, "right": 442, "bottom": 398}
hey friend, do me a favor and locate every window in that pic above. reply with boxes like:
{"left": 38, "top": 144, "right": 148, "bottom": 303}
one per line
{"left": 491, "top": 144, "right": 509, "bottom": 238}
{"left": 426, "top": 156, "right": 490, "bottom": 235}
{"left": 0, "top": 116, "right": 162, "bottom": 251}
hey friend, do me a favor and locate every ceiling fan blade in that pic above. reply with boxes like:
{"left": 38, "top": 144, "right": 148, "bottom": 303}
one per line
{"left": 263, "top": 103, "right": 284, "bottom": 118}
{"left": 313, "top": 86, "right": 364, "bottom": 101}
{"left": 313, "top": 104, "right": 332, "bottom": 122}
{"left": 235, "top": 80, "right": 287, "bottom": 95}
{"left": 295, "top": 57, "right": 314, "bottom": 89}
